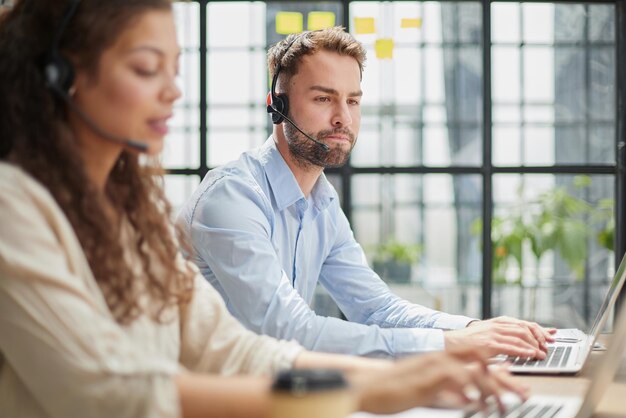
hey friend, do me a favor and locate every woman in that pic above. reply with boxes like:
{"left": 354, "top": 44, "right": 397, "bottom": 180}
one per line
{"left": 0, "top": 1, "right": 523, "bottom": 417}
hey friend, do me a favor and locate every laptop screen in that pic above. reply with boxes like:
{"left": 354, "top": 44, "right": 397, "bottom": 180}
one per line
{"left": 587, "top": 253, "right": 626, "bottom": 340}
{"left": 576, "top": 283, "right": 626, "bottom": 418}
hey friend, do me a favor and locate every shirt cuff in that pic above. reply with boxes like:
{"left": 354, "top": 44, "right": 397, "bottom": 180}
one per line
{"left": 274, "top": 340, "right": 306, "bottom": 371}
{"left": 391, "top": 328, "right": 446, "bottom": 354}
{"left": 432, "top": 314, "right": 477, "bottom": 331}
{"left": 245, "top": 337, "right": 305, "bottom": 376}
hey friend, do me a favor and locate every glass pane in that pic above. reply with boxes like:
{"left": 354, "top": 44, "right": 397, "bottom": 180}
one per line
{"left": 589, "top": 5, "right": 614, "bottom": 42}
{"left": 492, "top": 174, "right": 614, "bottom": 329}
{"left": 491, "top": 3, "right": 615, "bottom": 166}
{"left": 163, "top": 125, "right": 200, "bottom": 169}
{"left": 167, "top": 3, "right": 200, "bottom": 170}
{"left": 351, "top": 114, "right": 382, "bottom": 166}
{"left": 164, "top": 174, "right": 201, "bottom": 215}
{"left": 208, "top": 128, "right": 267, "bottom": 167}
{"left": 206, "top": 2, "right": 269, "bottom": 167}
{"left": 393, "top": 48, "right": 422, "bottom": 105}
{"left": 554, "top": 4, "right": 586, "bottom": 43}
{"left": 207, "top": 50, "right": 266, "bottom": 105}
{"left": 266, "top": 2, "right": 343, "bottom": 45}
{"left": 392, "top": 1, "right": 424, "bottom": 44}
{"left": 523, "top": 47, "right": 554, "bottom": 103}
{"left": 350, "top": 1, "right": 483, "bottom": 168}
{"left": 555, "top": 47, "right": 584, "bottom": 122}
{"left": 492, "top": 46, "right": 520, "bottom": 103}
{"left": 424, "top": 46, "right": 445, "bottom": 102}
{"left": 590, "top": 47, "right": 615, "bottom": 121}
{"left": 522, "top": 3, "right": 554, "bottom": 44}
{"left": 492, "top": 3, "right": 520, "bottom": 44}
{"left": 174, "top": 2, "right": 200, "bottom": 48}
{"left": 352, "top": 174, "right": 483, "bottom": 318}
{"left": 178, "top": 51, "right": 200, "bottom": 109}
{"left": 208, "top": 2, "right": 266, "bottom": 48}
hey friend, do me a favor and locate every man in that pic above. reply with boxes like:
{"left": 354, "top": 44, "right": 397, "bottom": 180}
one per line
{"left": 178, "top": 27, "right": 554, "bottom": 358}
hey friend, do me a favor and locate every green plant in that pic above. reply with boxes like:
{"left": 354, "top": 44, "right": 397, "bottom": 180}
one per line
{"left": 472, "top": 214, "right": 525, "bottom": 284}
{"left": 373, "top": 238, "right": 422, "bottom": 265}
{"left": 370, "top": 238, "right": 422, "bottom": 283}
{"left": 525, "top": 176, "right": 592, "bottom": 280}
{"left": 471, "top": 176, "right": 615, "bottom": 319}
{"left": 594, "top": 198, "right": 614, "bottom": 252}
{"left": 471, "top": 175, "right": 594, "bottom": 283}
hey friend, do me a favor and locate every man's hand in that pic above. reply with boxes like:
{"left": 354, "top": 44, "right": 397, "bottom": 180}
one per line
{"left": 349, "top": 346, "right": 528, "bottom": 415}
{"left": 444, "top": 316, "right": 557, "bottom": 359}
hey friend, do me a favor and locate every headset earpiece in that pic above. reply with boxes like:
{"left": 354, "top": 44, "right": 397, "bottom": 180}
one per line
{"left": 267, "top": 92, "right": 289, "bottom": 125}
{"left": 267, "top": 33, "right": 303, "bottom": 126}
{"left": 43, "top": 0, "right": 81, "bottom": 95}
{"left": 43, "top": 51, "right": 75, "bottom": 94}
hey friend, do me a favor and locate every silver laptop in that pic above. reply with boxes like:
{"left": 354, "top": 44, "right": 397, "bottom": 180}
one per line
{"left": 505, "top": 253, "right": 626, "bottom": 374}
{"left": 348, "top": 288, "right": 626, "bottom": 418}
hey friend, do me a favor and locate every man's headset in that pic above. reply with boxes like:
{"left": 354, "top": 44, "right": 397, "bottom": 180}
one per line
{"left": 266, "top": 34, "right": 300, "bottom": 125}
{"left": 42, "top": 0, "right": 149, "bottom": 152}
{"left": 266, "top": 32, "right": 330, "bottom": 152}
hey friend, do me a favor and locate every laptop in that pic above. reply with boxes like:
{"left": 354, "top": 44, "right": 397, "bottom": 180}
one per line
{"left": 504, "top": 253, "right": 626, "bottom": 374}
{"left": 349, "top": 288, "right": 626, "bottom": 418}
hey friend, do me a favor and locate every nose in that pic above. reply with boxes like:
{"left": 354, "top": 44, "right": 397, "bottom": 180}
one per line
{"left": 163, "top": 74, "right": 182, "bottom": 103}
{"left": 331, "top": 101, "right": 352, "bottom": 128}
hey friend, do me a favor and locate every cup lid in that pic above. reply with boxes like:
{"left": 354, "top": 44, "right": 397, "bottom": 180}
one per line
{"left": 272, "top": 369, "right": 348, "bottom": 395}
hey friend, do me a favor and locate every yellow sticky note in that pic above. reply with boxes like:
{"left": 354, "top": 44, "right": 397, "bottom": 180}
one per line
{"left": 354, "top": 17, "right": 376, "bottom": 34}
{"left": 308, "top": 11, "right": 335, "bottom": 31}
{"left": 401, "top": 18, "right": 422, "bottom": 28}
{"left": 276, "top": 11, "right": 303, "bottom": 35}
{"left": 375, "top": 38, "right": 394, "bottom": 59}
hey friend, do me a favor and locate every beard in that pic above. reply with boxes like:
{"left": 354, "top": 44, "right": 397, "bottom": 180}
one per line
{"left": 283, "top": 122, "right": 357, "bottom": 169}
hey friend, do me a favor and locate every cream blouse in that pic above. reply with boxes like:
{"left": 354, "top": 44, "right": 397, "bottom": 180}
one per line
{"left": 0, "top": 162, "right": 303, "bottom": 418}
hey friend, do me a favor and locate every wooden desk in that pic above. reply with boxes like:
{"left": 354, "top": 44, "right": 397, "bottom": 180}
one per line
{"left": 517, "top": 335, "right": 626, "bottom": 417}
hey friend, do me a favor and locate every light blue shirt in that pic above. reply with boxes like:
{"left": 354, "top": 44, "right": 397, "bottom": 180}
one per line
{"left": 177, "top": 138, "right": 475, "bottom": 357}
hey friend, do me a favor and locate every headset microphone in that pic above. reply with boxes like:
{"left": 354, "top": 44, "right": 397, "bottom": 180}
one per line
{"left": 43, "top": 0, "right": 149, "bottom": 153}
{"left": 265, "top": 93, "right": 329, "bottom": 152}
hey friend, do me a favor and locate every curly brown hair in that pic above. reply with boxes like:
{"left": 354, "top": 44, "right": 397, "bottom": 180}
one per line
{"left": 0, "top": 0, "right": 194, "bottom": 324}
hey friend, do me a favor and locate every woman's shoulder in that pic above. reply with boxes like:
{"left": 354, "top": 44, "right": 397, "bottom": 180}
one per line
{"left": 0, "top": 161, "right": 49, "bottom": 197}
{"left": 0, "top": 161, "right": 26, "bottom": 182}
{"left": 0, "top": 161, "right": 67, "bottom": 224}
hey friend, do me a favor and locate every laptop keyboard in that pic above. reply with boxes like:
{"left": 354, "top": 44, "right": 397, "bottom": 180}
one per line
{"left": 506, "top": 346, "right": 573, "bottom": 369}
{"left": 466, "top": 398, "right": 565, "bottom": 418}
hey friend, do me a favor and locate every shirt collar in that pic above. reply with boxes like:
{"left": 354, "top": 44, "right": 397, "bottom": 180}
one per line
{"left": 260, "top": 137, "right": 335, "bottom": 213}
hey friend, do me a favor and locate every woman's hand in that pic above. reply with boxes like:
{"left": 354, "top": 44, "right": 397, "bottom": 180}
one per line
{"left": 348, "top": 346, "right": 528, "bottom": 415}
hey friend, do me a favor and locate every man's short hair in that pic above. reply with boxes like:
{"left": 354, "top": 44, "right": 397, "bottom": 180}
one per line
{"left": 267, "top": 26, "right": 366, "bottom": 93}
